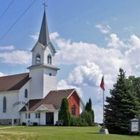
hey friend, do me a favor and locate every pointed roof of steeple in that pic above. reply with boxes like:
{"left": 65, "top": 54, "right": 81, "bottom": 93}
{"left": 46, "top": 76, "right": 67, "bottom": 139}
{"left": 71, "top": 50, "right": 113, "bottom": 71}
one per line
{"left": 38, "top": 10, "right": 50, "bottom": 46}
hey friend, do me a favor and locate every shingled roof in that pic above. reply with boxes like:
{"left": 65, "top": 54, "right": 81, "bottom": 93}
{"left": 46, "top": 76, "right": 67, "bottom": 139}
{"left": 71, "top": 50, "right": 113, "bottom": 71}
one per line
{"left": 0, "top": 73, "right": 30, "bottom": 92}
{"left": 20, "top": 89, "right": 75, "bottom": 112}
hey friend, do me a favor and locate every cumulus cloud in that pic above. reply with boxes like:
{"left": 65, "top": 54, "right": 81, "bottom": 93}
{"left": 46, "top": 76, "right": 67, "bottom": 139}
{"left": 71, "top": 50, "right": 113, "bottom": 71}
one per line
{"left": 107, "top": 33, "right": 126, "bottom": 48}
{"left": 0, "top": 51, "right": 31, "bottom": 65}
{"left": 68, "top": 61, "right": 102, "bottom": 86}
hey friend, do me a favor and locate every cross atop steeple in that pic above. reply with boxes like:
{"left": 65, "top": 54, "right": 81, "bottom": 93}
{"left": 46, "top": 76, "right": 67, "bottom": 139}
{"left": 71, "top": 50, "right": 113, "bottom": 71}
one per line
{"left": 42, "top": 3, "right": 47, "bottom": 11}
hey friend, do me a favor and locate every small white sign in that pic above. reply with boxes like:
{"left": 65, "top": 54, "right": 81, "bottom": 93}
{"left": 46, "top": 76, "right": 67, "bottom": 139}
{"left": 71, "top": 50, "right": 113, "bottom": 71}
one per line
{"left": 131, "top": 121, "right": 139, "bottom": 132}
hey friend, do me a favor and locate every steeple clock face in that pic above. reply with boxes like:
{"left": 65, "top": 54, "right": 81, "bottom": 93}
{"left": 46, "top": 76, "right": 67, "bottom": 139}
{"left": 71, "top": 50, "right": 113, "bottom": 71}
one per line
{"left": 36, "top": 54, "right": 41, "bottom": 64}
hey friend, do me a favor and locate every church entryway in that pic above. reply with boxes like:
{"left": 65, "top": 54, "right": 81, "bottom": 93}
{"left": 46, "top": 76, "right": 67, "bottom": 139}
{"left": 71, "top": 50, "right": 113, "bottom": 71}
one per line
{"left": 46, "top": 112, "right": 54, "bottom": 125}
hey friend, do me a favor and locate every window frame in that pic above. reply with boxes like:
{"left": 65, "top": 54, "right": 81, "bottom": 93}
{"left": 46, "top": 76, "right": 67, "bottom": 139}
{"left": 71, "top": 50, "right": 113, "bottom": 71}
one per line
{"left": 35, "top": 112, "right": 40, "bottom": 118}
{"left": 24, "top": 89, "right": 28, "bottom": 98}
{"left": 36, "top": 54, "right": 41, "bottom": 64}
{"left": 3, "top": 96, "right": 7, "bottom": 113}
{"left": 71, "top": 104, "right": 76, "bottom": 116}
{"left": 47, "top": 54, "right": 52, "bottom": 64}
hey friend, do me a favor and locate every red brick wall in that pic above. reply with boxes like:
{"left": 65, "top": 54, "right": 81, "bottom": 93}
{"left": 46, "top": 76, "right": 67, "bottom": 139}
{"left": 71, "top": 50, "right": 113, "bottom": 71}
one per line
{"left": 68, "top": 91, "right": 80, "bottom": 117}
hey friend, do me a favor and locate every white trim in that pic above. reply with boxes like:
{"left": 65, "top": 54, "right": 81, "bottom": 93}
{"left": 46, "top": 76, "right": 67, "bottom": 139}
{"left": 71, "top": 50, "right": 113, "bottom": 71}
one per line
{"left": 35, "top": 104, "right": 56, "bottom": 112}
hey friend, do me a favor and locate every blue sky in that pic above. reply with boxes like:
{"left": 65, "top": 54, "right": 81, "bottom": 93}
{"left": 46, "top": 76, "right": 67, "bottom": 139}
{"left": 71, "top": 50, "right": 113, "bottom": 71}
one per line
{"left": 1, "top": 0, "right": 140, "bottom": 122}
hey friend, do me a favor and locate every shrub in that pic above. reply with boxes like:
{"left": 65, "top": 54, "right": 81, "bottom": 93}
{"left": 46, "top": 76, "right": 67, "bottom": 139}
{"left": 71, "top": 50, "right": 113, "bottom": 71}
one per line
{"left": 70, "top": 116, "right": 88, "bottom": 126}
{"left": 81, "top": 110, "right": 93, "bottom": 126}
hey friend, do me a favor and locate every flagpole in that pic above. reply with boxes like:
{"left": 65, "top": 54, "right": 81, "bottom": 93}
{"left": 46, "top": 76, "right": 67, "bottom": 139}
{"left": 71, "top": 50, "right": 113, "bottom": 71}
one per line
{"left": 100, "top": 76, "right": 105, "bottom": 126}
{"left": 99, "top": 76, "right": 109, "bottom": 134}
{"left": 103, "top": 89, "right": 104, "bottom": 127}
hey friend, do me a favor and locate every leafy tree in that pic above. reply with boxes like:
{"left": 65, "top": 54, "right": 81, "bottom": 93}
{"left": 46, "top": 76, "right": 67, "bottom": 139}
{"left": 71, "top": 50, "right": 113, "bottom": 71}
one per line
{"left": 104, "top": 68, "right": 140, "bottom": 134}
{"left": 59, "top": 98, "right": 70, "bottom": 126}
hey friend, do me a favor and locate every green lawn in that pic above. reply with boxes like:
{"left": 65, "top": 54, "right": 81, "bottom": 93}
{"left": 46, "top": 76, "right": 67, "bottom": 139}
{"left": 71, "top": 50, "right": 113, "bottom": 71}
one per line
{"left": 0, "top": 126, "right": 139, "bottom": 140}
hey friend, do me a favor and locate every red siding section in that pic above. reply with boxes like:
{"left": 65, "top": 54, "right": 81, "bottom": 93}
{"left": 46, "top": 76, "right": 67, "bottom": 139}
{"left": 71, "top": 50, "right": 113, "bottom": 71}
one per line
{"left": 68, "top": 91, "right": 80, "bottom": 117}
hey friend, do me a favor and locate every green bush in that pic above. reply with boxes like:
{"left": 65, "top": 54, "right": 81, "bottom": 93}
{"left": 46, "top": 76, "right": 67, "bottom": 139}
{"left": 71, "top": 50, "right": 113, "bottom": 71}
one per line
{"left": 70, "top": 116, "right": 88, "bottom": 126}
{"left": 80, "top": 110, "right": 93, "bottom": 126}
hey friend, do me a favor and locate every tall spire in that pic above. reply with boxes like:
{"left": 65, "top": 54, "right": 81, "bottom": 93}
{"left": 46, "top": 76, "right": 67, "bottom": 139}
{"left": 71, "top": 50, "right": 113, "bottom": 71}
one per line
{"left": 38, "top": 3, "right": 50, "bottom": 46}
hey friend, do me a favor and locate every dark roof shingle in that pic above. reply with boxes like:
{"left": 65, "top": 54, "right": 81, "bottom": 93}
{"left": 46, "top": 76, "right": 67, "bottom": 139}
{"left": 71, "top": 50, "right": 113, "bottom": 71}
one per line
{"left": 0, "top": 73, "right": 30, "bottom": 92}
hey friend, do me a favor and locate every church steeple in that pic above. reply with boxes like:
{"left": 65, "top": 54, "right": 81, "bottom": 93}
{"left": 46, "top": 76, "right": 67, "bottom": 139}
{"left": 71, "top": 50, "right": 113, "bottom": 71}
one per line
{"left": 28, "top": 5, "right": 59, "bottom": 99}
{"left": 38, "top": 7, "right": 50, "bottom": 46}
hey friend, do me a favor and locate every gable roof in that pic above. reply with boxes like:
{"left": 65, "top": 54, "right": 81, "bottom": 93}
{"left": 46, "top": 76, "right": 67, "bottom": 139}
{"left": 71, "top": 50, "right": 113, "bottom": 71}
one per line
{"left": 20, "top": 89, "right": 75, "bottom": 112}
{"left": 0, "top": 73, "right": 30, "bottom": 92}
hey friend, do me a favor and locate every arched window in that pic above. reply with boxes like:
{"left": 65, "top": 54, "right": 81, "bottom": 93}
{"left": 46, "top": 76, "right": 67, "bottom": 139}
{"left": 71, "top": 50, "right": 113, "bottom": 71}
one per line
{"left": 3, "top": 96, "right": 7, "bottom": 113}
{"left": 24, "top": 89, "right": 28, "bottom": 98}
{"left": 71, "top": 104, "right": 76, "bottom": 116}
{"left": 36, "top": 54, "right": 41, "bottom": 64}
{"left": 47, "top": 54, "right": 52, "bottom": 64}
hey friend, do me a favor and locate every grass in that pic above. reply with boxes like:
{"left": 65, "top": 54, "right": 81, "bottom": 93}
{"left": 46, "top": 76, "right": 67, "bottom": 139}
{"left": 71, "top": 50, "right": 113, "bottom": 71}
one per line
{"left": 0, "top": 126, "right": 139, "bottom": 140}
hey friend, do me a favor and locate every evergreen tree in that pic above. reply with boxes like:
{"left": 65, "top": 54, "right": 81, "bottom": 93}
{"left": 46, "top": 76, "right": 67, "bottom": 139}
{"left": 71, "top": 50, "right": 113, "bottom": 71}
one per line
{"left": 81, "top": 110, "right": 93, "bottom": 126}
{"left": 82, "top": 98, "right": 95, "bottom": 125}
{"left": 104, "top": 68, "right": 140, "bottom": 134}
{"left": 59, "top": 98, "right": 70, "bottom": 126}
{"left": 127, "top": 76, "right": 140, "bottom": 119}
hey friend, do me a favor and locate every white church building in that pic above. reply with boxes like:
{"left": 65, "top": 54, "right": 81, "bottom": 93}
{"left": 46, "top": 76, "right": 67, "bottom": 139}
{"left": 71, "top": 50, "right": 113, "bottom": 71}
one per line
{"left": 0, "top": 9, "right": 85, "bottom": 125}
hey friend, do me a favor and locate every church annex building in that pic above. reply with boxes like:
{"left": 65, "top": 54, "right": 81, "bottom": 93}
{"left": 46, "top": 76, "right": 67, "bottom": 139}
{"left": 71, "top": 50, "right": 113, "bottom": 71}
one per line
{"left": 0, "top": 9, "right": 85, "bottom": 125}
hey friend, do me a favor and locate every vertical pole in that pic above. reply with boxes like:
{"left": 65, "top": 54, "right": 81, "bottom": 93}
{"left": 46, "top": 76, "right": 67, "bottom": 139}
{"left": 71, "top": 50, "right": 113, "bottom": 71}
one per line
{"left": 27, "top": 95, "right": 30, "bottom": 126}
{"left": 12, "top": 106, "right": 14, "bottom": 126}
{"left": 103, "top": 90, "right": 104, "bottom": 126}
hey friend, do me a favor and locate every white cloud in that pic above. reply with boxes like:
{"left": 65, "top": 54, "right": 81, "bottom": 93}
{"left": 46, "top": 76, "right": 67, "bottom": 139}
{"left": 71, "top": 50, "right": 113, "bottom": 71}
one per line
{"left": 95, "top": 24, "right": 111, "bottom": 34}
{"left": 129, "top": 34, "right": 140, "bottom": 48}
{"left": 50, "top": 32, "right": 59, "bottom": 40}
{"left": 107, "top": 33, "right": 126, "bottom": 48}
{"left": 0, "top": 45, "right": 15, "bottom": 51}
{"left": 30, "top": 32, "right": 39, "bottom": 40}
{"left": 0, "top": 51, "right": 31, "bottom": 65}
{"left": 0, "top": 72, "right": 5, "bottom": 77}
{"left": 68, "top": 61, "right": 102, "bottom": 86}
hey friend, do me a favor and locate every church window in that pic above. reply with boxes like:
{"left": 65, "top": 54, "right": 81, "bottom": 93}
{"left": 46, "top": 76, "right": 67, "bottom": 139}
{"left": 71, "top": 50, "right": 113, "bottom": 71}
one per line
{"left": 3, "top": 96, "right": 7, "bottom": 113}
{"left": 35, "top": 112, "right": 40, "bottom": 118}
{"left": 36, "top": 54, "right": 41, "bottom": 64}
{"left": 47, "top": 54, "right": 52, "bottom": 64}
{"left": 24, "top": 89, "right": 28, "bottom": 98}
{"left": 71, "top": 104, "right": 76, "bottom": 116}
{"left": 25, "top": 113, "right": 30, "bottom": 119}
{"left": 28, "top": 113, "right": 30, "bottom": 119}
{"left": 25, "top": 113, "right": 27, "bottom": 119}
